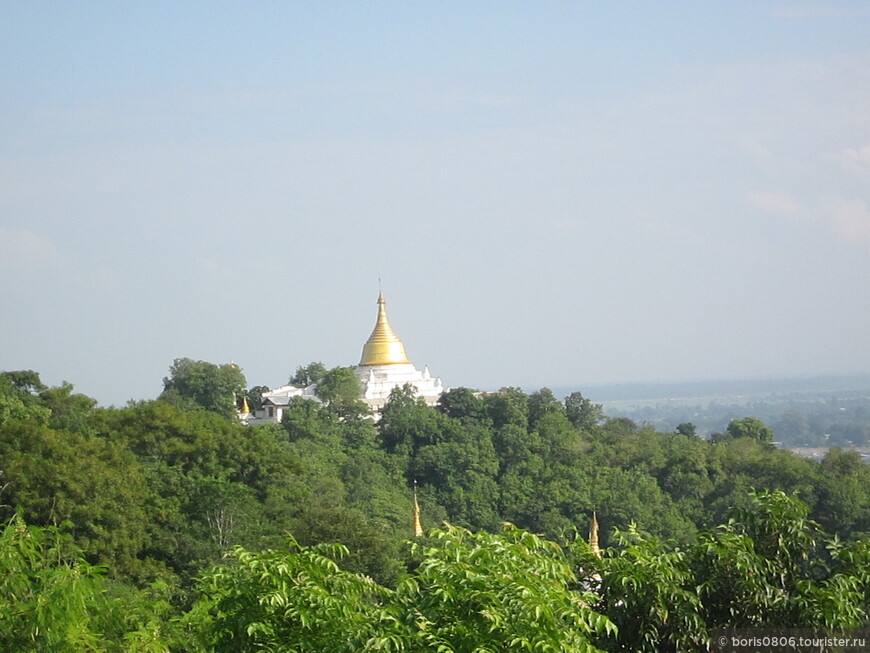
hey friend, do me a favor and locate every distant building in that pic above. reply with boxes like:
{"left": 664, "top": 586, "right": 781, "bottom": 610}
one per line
{"left": 245, "top": 292, "right": 445, "bottom": 424}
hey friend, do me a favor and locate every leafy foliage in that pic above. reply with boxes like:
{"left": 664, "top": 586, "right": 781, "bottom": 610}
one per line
{"left": 0, "top": 514, "right": 172, "bottom": 652}
{"left": 314, "top": 366, "right": 362, "bottom": 405}
{"left": 723, "top": 416, "right": 775, "bottom": 448}
{"left": 290, "top": 361, "right": 327, "bottom": 387}
{"left": 692, "top": 490, "right": 866, "bottom": 630}
{"left": 565, "top": 391, "right": 604, "bottom": 431}
{"left": 159, "top": 358, "right": 247, "bottom": 419}
{"left": 596, "top": 525, "right": 705, "bottom": 652}
{"left": 194, "top": 538, "right": 388, "bottom": 652}
{"left": 400, "top": 524, "right": 615, "bottom": 652}
{"left": 191, "top": 524, "right": 614, "bottom": 652}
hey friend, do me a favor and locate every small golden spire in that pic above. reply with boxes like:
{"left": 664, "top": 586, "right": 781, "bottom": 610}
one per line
{"left": 589, "top": 511, "right": 601, "bottom": 558}
{"left": 359, "top": 292, "right": 411, "bottom": 366}
{"left": 240, "top": 395, "right": 251, "bottom": 415}
{"left": 413, "top": 481, "right": 424, "bottom": 537}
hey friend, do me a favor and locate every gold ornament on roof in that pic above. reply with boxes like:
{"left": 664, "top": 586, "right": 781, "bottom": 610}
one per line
{"left": 359, "top": 292, "right": 411, "bottom": 366}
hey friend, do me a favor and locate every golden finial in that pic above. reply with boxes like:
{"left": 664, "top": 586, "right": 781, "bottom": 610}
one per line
{"left": 589, "top": 511, "right": 601, "bottom": 558}
{"left": 413, "top": 480, "right": 424, "bottom": 537}
{"left": 359, "top": 291, "right": 411, "bottom": 366}
{"left": 240, "top": 395, "right": 251, "bottom": 415}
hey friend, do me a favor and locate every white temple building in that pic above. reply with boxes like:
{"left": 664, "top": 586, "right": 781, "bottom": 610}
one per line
{"left": 245, "top": 293, "right": 445, "bottom": 423}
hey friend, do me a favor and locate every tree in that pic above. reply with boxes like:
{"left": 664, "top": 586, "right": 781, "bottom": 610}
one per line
{"left": 528, "top": 387, "right": 565, "bottom": 429}
{"left": 0, "top": 373, "right": 51, "bottom": 426}
{"left": 412, "top": 421, "right": 501, "bottom": 530}
{"left": 89, "top": 399, "right": 301, "bottom": 585}
{"left": 658, "top": 433, "right": 714, "bottom": 520}
{"left": 0, "top": 374, "right": 97, "bottom": 434}
{"left": 675, "top": 422, "right": 697, "bottom": 437}
{"left": 39, "top": 382, "right": 97, "bottom": 433}
{"left": 565, "top": 391, "right": 604, "bottom": 431}
{"left": 589, "top": 467, "right": 697, "bottom": 547}
{"left": 587, "top": 490, "right": 870, "bottom": 652}
{"left": 379, "top": 384, "right": 444, "bottom": 458}
{"left": 596, "top": 525, "right": 706, "bottom": 652}
{"left": 436, "top": 387, "right": 484, "bottom": 422}
{"left": 190, "top": 524, "right": 615, "bottom": 652}
{"left": 282, "top": 397, "right": 339, "bottom": 442}
{"left": 245, "top": 385, "right": 270, "bottom": 411}
{"left": 191, "top": 537, "right": 391, "bottom": 653}
{"left": 725, "top": 416, "right": 774, "bottom": 448}
{"left": 483, "top": 387, "right": 529, "bottom": 430}
{"left": 401, "top": 524, "right": 615, "bottom": 651}
{"left": 289, "top": 502, "right": 404, "bottom": 586}
{"left": 602, "top": 416, "right": 639, "bottom": 435}
{"left": 0, "top": 514, "right": 172, "bottom": 652}
{"left": 159, "top": 358, "right": 247, "bottom": 419}
{"left": 186, "top": 477, "right": 261, "bottom": 551}
{"left": 0, "top": 418, "right": 152, "bottom": 580}
{"left": 1, "top": 369, "right": 46, "bottom": 395}
{"left": 0, "top": 513, "right": 109, "bottom": 651}
{"left": 815, "top": 448, "right": 870, "bottom": 539}
{"left": 691, "top": 490, "right": 866, "bottom": 629}
{"left": 314, "top": 366, "right": 361, "bottom": 407}
{"left": 290, "top": 361, "right": 327, "bottom": 387}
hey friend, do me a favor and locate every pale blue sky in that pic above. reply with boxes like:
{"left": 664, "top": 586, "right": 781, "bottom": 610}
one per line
{"left": 2, "top": 2, "right": 869, "bottom": 405}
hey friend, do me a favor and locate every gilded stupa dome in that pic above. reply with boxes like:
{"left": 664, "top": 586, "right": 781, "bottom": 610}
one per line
{"left": 359, "top": 293, "right": 411, "bottom": 366}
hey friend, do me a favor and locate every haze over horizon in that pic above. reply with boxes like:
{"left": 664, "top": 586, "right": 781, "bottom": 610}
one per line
{"left": 3, "top": 2, "right": 870, "bottom": 406}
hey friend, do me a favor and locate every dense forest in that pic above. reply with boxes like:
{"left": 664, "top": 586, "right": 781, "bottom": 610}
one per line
{"left": 1, "top": 360, "right": 869, "bottom": 651}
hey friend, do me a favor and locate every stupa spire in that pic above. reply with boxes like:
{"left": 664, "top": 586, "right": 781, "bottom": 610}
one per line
{"left": 589, "top": 511, "right": 601, "bottom": 558}
{"left": 359, "top": 292, "right": 411, "bottom": 366}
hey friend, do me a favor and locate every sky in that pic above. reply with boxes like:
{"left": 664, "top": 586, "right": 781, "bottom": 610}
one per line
{"left": 2, "top": 1, "right": 870, "bottom": 406}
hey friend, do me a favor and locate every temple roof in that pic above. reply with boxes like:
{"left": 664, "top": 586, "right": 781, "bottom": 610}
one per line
{"left": 359, "top": 292, "right": 411, "bottom": 366}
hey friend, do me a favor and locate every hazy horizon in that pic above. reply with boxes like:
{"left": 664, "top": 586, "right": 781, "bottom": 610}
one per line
{"left": 3, "top": 3, "right": 870, "bottom": 407}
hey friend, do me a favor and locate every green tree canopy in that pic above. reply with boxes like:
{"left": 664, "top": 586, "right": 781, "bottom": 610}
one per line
{"left": 726, "top": 416, "right": 775, "bottom": 447}
{"left": 191, "top": 524, "right": 615, "bottom": 652}
{"left": 314, "top": 366, "right": 362, "bottom": 407}
{"left": 436, "top": 387, "right": 484, "bottom": 422}
{"left": 290, "top": 361, "right": 327, "bottom": 387}
{"left": 1, "top": 369, "right": 47, "bottom": 395}
{"left": 0, "top": 514, "right": 178, "bottom": 652}
{"left": 0, "top": 372, "right": 51, "bottom": 426}
{"left": 159, "top": 358, "right": 247, "bottom": 419}
{"left": 483, "top": 387, "right": 530, "bottom": 430}
{"left": 565, "top": 391, "right": 604, "bottom": 431}
{"left": 245, "top": 384, "right": 270, "bottom": 411}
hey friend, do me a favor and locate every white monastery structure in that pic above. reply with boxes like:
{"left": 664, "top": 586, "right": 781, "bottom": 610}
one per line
{"left": 245, "top": 293, "right": 445, "bottom": 423}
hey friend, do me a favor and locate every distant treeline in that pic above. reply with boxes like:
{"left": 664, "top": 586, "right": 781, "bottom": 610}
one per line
{"left": 594, "top": 383, "right": 870, "bottom": 447}
{"left": 564, "top": 373, "right": 870, "bottom": 402}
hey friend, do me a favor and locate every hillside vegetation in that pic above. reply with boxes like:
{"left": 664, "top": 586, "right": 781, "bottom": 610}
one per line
{"left": 1, "top": 362, "right": 868, "bottom": 651}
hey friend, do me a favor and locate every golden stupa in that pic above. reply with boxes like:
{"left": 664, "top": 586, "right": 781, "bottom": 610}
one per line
{"left": 589, "top": 512, "right": 601, "bottom": 558}
{"left": 359, "top": 293, "right": 411, "bottom": 366}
